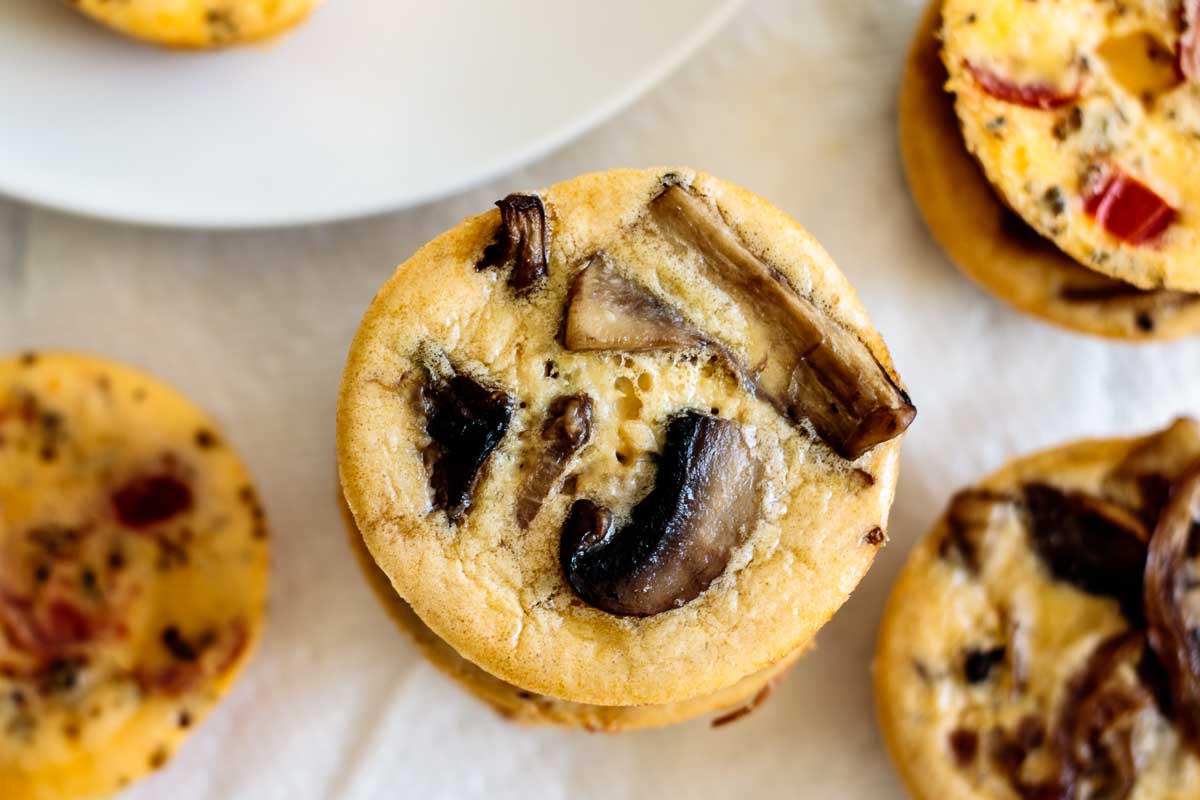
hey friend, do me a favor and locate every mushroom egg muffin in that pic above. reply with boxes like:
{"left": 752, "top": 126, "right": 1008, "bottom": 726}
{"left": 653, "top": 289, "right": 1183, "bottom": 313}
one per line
{"left": 338, "top": 168, "right": 915, "bottom": 708}
{"left": 878, "top": 418, "right": 1200, "bottom": 799}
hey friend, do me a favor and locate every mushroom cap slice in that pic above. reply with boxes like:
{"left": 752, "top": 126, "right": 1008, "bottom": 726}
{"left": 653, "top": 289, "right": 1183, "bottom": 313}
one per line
{"left": 1144, "top": 462, "right": 1200, "bottom": 756}
{"left": 421, "top": 371, "right": 513, "bottom": 523}
{"left": 562, "top": 254, "right": 709, "bottom": 353}
{"left": 561, "top": 412, "right": 762, "bottom": 617}
{"left": 476, "top": 193, "right": 549, "bottom": 295}
{"left": 938, "top": 488, "right": 1016, "bottom": 574}
{"left": 514, "top": 394, "right": 593, "bottom": 530}
{"left": 1023, "top": 482, "right": 1149, "bottom": 623}
{"left": 647, "top": 186, "right": 914, "bottom": 460}
{"left": 1049, "top": 631, "right": 1150, "bottom": 800}
{"left": 1103, "top": 417, "right": 1200, "bottom": 526}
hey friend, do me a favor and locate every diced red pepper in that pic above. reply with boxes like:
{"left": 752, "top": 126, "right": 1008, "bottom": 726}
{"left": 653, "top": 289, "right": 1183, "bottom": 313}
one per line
{"left": 1182, "top": 0, "right": 1200, "bottom": 83}
{"left": 43, "top": 599, "right": 94, "bottom": 648}
{"left": 0, "top": 592, "right": 97, "bottom": 656}
{"left": 965, "top": 61, "right": 1079, "bottom": 109}
{"left": 111, "top": 472, "right": 193, "bottom": 528}
{"left": 1083, "top": 169, "right": 1178, "bottom": 245}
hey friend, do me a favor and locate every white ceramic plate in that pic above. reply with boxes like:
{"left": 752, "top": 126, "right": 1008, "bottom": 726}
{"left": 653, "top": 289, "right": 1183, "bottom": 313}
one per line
{"left": 0, "top": 0, "right": 741, "bottom": 228}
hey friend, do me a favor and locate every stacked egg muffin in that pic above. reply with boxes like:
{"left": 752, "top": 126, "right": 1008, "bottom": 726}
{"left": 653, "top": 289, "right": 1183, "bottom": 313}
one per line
{"left": 337, "top": 168, "right": 915, "bottom": 730}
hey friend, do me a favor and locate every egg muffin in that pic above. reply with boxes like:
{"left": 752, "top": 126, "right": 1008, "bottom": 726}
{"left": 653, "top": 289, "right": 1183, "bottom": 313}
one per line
{"left": 72, "top": 0, "right": 318, "bottom": 48}
{"left": 902, "top": 0, "right": 1200, "bottom": 339}
{"left": 877, "top": 418, "right": 1200, "bottom": 799}
{"left": 0, "top": 353, "right": 268, "bottom": 800}
{"left": 338, "top": 168, "right": 915, "bottom": 707}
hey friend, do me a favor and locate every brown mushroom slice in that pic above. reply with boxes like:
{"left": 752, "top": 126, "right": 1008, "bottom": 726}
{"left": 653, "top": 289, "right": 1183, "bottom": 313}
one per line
{"left": 560, "top": 412, "right": 762, "bottom": 617}
{"left": 1050, "top": 631, "right": 1151, "bottom": 800}
{"left": 647, "top": 185, "right": 914, "bottom": 460}
{"left": 939, "top": 489, "right": 1017, "bottom": 573}
{"left": 562, "top": 254, "right": 710, "bottom": 353}
{"left": 981, "top": 628, "right": 1152, "bottom": 800}
{"left": 476, "top": 193, "right": 549, "bottom": 295}
{"left": 1103, "top": 417, "right": 1200, "bottom": 526}
{"left": 514, "top": 394, "right": 594, "bottom": 529}
{"left": 1023, "top": 483, "right": 1149, "bottom": 623}
{"left": 421, "top": 370, "right": 514, "bottom": 523}
{"left": 1143, "top": 462, "right": 1200, "bottom": 756}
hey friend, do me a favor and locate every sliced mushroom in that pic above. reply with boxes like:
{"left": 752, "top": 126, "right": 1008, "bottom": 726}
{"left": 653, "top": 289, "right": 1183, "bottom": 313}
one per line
{"left": 939, "top": 489, "right": 1016, "bottom": 573}
{"left": 514, "top": 394, "right": 594, "bottom": 529}
{"left": 647, "top": 185, "right": 914, "bottom": 460}
{"left": 1023, "top": 483, "right": 1148, "bottom": 623}
{"left": 476, "top": 193, "right": 548, "bottom": 295}
{"left": 562, "top": 254, "right": 710, "bottom": 353}
{"left": 421, "top": 370, "right": 513, "bottom": 523}
{"left": 1050, "top": 631, "right": 1150, "bottom": 800}
{"left": 989, "top": 635, "right": 1149, "bottom": 799}
{"left": 1103, "top": 417, "right": 1200, "bottom": 526}
{"left": 560, "top": 412, "right": 762, "bottom": 617}
{"left": 985, "top": 716, "right": 1056, "bottom": 797}
{"left": 1143, "top": 462, "right": 1200, "bottom": 756}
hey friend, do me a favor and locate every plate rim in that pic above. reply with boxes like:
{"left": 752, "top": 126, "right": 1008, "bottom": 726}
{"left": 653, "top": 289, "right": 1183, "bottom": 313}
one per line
{"left": 0, "top": 0, "right": 744, "bottom": 230}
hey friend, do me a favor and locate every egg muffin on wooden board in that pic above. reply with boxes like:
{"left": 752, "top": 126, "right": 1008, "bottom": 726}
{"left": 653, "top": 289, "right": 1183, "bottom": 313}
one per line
{"left": 877, "top": 418, "right": 1200, "bottom": 799}
{"left": 71, "top": 0, "right": 318, "bottom": 48}
{"left": 902, "top": 0, "right": 1200, "bottom": 340}
{"left": 0, "top": 352, "right": 268, "bottom": 800}
{"left": 338, "top": 168, "right": 914, "bottom": 707}
{"left": 340, "top": 493, "right": 802, "bottom": 732}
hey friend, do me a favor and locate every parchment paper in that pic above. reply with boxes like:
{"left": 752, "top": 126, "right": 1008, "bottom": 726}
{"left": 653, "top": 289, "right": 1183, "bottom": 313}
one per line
{"left": 2, "top": 1, "right": 1198, "bottom": 797}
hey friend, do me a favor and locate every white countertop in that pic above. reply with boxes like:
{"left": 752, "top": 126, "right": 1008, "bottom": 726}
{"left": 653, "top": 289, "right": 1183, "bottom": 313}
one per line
{"left": 2, "top": 1, "right": 1198, "bottom": 798}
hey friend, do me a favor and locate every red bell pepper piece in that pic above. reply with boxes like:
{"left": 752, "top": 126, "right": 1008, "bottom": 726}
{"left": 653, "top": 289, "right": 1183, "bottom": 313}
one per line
{"left": 965, "top": 61, "right": 1079, "bottom": 109}
{"left": 1084, "top": 170, "right": 1178, "bottom": 245}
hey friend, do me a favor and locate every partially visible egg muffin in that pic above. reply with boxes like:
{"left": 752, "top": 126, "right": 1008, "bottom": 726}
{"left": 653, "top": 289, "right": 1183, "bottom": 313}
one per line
{"left": 942, "top": 0, "right": 1199, "bottom": 291}
{"left": 876, "top": 418, "right": 1200, "bottom": 799}
{"left": 0, "top": 353, "right": 268, "bottom": 800}
{"left": 71, "top": 0, "right": 318, "bottom": 48}
{"left": 901, "top": 0, "right": 1200, "bottom": 340}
